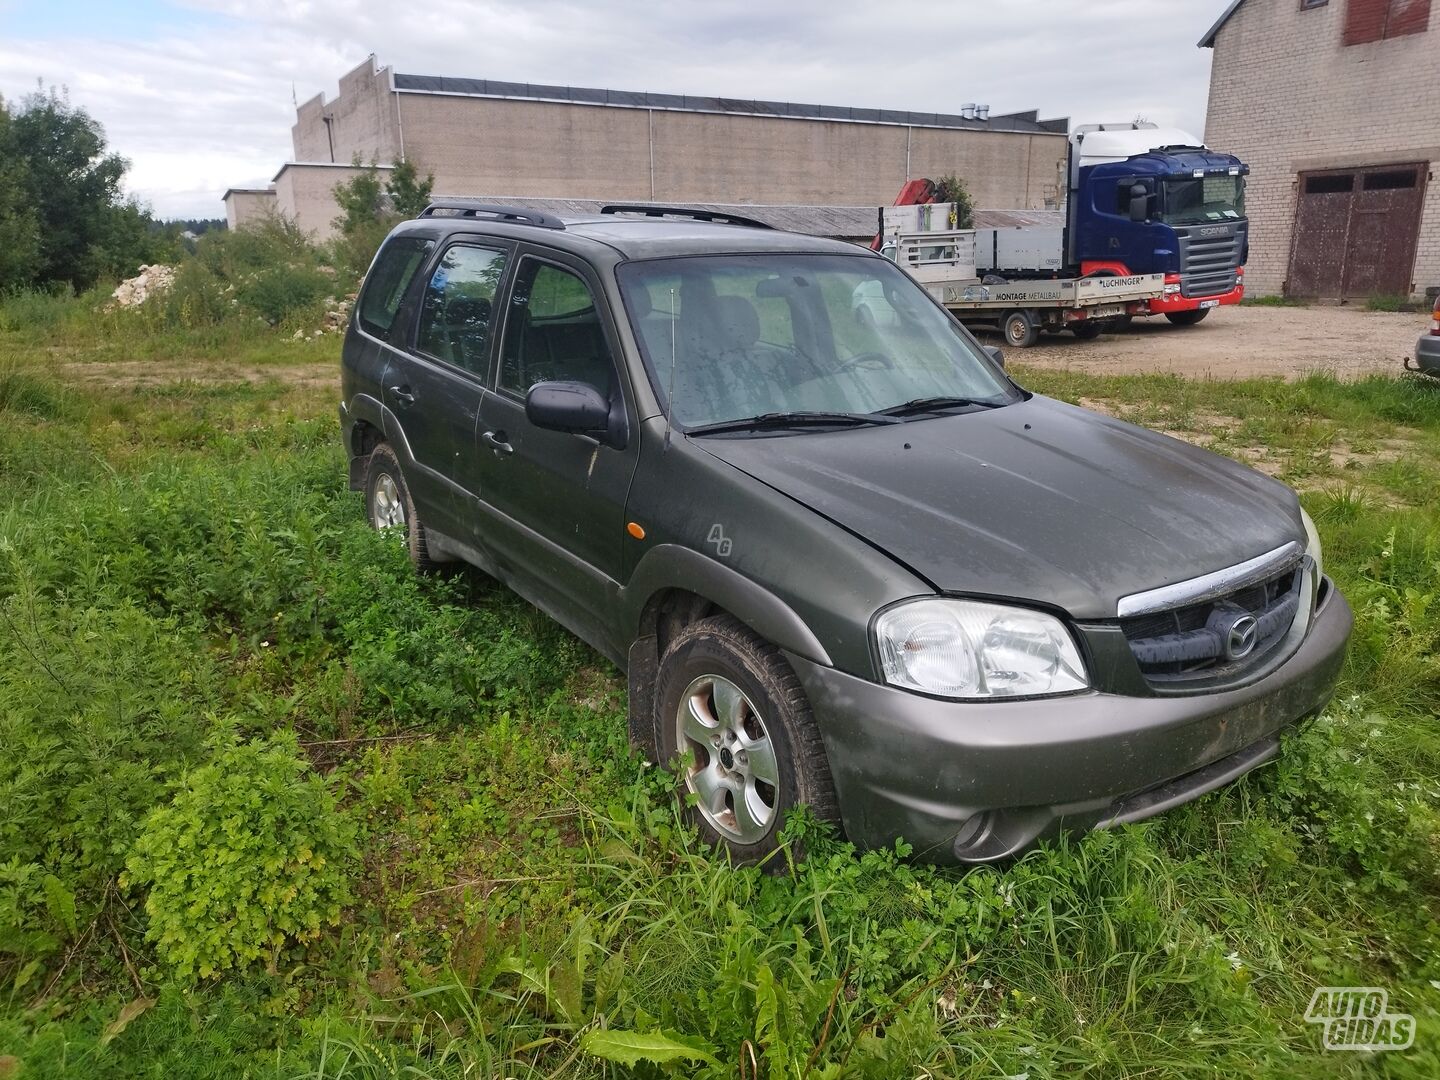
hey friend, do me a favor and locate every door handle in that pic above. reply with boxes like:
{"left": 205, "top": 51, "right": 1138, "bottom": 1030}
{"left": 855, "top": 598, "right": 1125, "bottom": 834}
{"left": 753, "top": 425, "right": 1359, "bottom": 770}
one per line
{"left": 388, "top": 384, "right": 416, "bottom": 406}
{"left": 481, "top": 430, "right": 514, "bottom": 456}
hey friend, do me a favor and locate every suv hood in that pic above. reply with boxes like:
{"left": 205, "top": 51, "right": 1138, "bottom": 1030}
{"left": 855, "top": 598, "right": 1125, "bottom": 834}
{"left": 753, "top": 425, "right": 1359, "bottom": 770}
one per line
{"left": 692, "top": 395, "right": 1301, "bottom": 619}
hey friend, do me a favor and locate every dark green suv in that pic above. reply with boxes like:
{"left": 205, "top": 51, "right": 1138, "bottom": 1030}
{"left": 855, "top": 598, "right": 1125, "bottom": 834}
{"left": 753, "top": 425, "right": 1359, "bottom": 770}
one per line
{"left": 339, "top": 201, "right": 1351, "bottom": 864}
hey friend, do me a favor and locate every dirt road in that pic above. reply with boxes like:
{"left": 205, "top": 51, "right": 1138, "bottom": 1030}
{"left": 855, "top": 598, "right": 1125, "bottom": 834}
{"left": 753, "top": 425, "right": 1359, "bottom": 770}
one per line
{"left": 995, "top": 304, "right": 1427, "bottom": 380}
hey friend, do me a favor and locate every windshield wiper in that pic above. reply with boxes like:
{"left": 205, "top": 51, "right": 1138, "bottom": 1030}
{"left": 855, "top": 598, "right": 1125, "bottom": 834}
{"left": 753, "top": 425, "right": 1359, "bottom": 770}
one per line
{"left": 685, "top": 410, "right": 902, "bottom": 436}
{"left": 878, "top": 396, "right": 1003, "bottom": 417}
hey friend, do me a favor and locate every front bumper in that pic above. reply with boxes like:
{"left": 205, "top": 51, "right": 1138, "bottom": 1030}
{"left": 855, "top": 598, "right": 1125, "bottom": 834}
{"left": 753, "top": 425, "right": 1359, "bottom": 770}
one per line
{"left": 789, "top": 580, "right": 1351, "bottom": 864}
{"left": 1409, "top": 334, "right": 1440, "bottom": 375}
{"left": 1144, "top": 275, "right": 1245, "bottom": 315}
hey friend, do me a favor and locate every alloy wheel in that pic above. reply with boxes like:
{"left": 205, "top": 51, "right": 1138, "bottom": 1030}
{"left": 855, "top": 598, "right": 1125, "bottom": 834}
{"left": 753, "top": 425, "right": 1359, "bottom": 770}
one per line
{"left": 675, "top": 674, "right": 780, "bottom": 843}
{"left": 371, "top": 473, "right": 407, "bottom": 530}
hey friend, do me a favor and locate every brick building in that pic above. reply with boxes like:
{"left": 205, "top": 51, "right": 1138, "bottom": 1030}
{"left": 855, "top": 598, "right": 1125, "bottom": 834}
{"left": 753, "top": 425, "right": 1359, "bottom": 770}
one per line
{"left": 224, "top": 56, "right": 1068, "bottom": 241}
{"left": 1201, "top": 0, "right": 1439, "bottom": 300}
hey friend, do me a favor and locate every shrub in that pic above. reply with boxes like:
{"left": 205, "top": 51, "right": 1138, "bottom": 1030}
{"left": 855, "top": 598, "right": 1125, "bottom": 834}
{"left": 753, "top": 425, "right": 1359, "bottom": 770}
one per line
{"left": 233, "top": 262, "right": 332, "bottom": 326}
{"left": 125, "top": 733, "right": 355, "bottom": 981}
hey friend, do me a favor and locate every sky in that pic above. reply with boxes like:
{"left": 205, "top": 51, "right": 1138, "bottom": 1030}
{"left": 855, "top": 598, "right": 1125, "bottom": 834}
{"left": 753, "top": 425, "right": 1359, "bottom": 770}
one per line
{"left": 0, "top": 0, "right": 1226, "bottom": 221}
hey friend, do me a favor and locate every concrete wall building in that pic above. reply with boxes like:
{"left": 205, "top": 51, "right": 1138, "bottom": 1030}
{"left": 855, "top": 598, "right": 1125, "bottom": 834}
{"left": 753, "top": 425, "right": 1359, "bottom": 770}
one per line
{"left": 226, "top": 56, "right": 1068, "bottom": 241}
{"left": 1201, "top": 0, "right": 1439, "bottom": 300}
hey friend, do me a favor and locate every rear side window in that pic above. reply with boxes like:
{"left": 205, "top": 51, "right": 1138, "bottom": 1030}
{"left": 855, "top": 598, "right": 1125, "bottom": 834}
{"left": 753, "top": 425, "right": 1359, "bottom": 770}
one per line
{"left": 415, "top": 244, "right": 509, "bottom": 373}
{"left": 357, "top": 236, "right": 432, "bottom": 340}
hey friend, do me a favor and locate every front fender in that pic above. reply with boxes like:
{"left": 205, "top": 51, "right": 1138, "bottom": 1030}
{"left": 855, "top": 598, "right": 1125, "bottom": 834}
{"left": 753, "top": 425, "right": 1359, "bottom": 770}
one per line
{"left": 619, "top": 543, "right": 832, "bottom": 667}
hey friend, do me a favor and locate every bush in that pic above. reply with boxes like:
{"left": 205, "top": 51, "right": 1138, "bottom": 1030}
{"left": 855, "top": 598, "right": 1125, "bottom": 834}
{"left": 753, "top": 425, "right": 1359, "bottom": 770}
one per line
{"left": 124, "top": 733, "right": 355, "bottom": 981}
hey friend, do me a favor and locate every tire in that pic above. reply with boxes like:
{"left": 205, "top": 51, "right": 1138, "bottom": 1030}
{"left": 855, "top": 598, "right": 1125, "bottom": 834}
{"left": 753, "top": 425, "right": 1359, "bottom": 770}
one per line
{"left": 1166, "top": 308, "right": 1211, "bottom": 327}
{"left": 1003, "top": 309, "right": 1039, "bottom": 349}
{"left": 1071, "top": 321, "right": 1103, "bottom": 340}
{"left": 364, "top": 443, "right": 442, "bottom": 573}
{"left": 655, "top": 615, "right": 840, "bottom": 863}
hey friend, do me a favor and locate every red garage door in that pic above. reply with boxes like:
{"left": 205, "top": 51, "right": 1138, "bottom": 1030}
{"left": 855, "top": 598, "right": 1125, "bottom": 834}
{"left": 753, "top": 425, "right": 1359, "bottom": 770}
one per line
{"left": 1287, "top": 163, "right": 1427, "bottom": 299}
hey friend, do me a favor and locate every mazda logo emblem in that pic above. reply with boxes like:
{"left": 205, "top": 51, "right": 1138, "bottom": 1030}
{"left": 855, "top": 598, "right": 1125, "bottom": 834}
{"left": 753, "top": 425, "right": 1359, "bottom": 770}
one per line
{"left": 1225, "top": 615, "right": 1259, "bottom": 660}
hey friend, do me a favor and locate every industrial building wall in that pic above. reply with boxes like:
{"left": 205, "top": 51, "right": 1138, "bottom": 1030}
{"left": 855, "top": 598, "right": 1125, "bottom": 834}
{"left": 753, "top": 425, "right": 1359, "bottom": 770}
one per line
{"left": 275, "top": 164, "right": 393, "bottom": 242}
{"left": 394, "top": 91, "right": 1066, "bottom": 209}
{"left": 292, "top": 59, "right": 402, "bottom": 165}
{"left": 223, "top": 189, "right": 277, "bottom": 231}
{"left": 1205, "top": 0, "right": 1439, "bottom": 299}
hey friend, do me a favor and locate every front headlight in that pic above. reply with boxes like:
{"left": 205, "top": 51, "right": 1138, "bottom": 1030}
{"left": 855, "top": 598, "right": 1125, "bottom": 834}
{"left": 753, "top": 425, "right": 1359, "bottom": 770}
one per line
{"left": 873, "top": 599, "right": 1089, "bottom": 699}
{"left": 1300, "top": 507, "right": 1323, "bottom": 580}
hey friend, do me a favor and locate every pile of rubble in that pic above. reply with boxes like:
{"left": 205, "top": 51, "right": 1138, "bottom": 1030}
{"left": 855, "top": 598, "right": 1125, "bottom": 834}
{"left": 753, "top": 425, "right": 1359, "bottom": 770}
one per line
{"left": 110, "top": 264, "right": 175, "bottom": 308}
{"left": 293, "top": 294, "right": 356, "bottom": 340}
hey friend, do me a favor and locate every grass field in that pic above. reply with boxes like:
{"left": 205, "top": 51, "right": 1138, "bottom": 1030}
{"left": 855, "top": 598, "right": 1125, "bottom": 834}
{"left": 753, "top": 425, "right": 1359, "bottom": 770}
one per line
{"left": 2, "top": 292, "right": 1440, "bottom": 1078}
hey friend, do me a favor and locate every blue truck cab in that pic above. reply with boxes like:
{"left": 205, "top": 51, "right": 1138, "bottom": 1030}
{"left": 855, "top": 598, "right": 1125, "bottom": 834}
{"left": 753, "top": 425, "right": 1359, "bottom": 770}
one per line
{"left": 1068, "top": 124, "right": 1250, "bottom": 323}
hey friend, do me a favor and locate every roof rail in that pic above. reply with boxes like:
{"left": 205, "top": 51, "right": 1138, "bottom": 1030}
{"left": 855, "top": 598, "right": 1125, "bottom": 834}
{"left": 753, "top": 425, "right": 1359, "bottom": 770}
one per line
{"left": 418, "top": 200, "right": 566, "bottom": 229}
{"left": 599, "top": 204, "right": 774, "bottom": 230}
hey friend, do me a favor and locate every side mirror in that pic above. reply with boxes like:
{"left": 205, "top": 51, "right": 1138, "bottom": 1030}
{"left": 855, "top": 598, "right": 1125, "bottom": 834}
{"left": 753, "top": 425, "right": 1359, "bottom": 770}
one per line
{"left": 525, "top": 381, "right": 610, "bottom": 436}
{"left": 984, "top": 345, "right": 1006, "bottom": 370}
{"left": 1128, "top": 183, "right": 1150, "bottom": 223}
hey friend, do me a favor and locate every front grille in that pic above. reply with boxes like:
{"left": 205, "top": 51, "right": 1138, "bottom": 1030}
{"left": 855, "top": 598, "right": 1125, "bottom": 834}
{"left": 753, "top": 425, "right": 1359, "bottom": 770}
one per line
{"left": 1121, "top": 564, "right": 1302, "bottom": 686}
{"left": 1177, "top": 222, "right": 1247, "bottom": 299}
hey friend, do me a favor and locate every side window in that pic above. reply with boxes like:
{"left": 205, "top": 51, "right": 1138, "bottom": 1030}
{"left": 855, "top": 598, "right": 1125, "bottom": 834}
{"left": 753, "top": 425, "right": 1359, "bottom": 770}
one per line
{"left": 499, "top": 260, "right": 615, "bottom": 398}
{"left": 415, "top": 244, "right": 508, "bottom": 373}
{"left": 357, "top": 237, "right": 432, "bottom": 340}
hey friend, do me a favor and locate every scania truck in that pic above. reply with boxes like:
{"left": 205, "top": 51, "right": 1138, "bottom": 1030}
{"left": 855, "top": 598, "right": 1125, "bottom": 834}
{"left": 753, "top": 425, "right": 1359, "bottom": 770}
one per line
{"left": 878, "top": 122, "right": 1250, "bottom": 346}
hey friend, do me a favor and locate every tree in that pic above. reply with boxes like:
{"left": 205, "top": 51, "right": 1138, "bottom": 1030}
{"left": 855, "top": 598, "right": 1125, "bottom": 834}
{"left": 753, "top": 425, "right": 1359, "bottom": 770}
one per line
{"left": 330, "top": 156, "right": 435, "bottom": 279}
{"left": 0, "top": 98, "right": 41, "bottom": 291}
{"left": 386, "top": 158, "right": 434, "bottom": 217}
{"left": 0, "top": 86, "right": 161, "bottom": 291}
{"left": 933, "top": 174, "right": 975, "bottom": 230}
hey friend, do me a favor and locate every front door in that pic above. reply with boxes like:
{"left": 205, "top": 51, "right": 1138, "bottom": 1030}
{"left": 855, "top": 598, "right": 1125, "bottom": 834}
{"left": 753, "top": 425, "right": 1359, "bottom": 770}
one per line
{"left": 475, "top": 250, "right": 640, "bottom": 649}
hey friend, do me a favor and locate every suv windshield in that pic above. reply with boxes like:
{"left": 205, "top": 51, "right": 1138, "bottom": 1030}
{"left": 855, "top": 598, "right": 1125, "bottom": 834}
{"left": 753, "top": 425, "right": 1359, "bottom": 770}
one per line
{"left": 1160, "top": 175, "right": 1245, "bottom": 225}
{"left": 616, "top": 254, "right": 1014, "bottom": 430}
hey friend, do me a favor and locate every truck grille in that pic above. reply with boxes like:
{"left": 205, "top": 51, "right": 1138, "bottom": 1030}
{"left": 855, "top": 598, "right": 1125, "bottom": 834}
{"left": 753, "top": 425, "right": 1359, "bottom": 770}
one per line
{"left": 1177, "top": 222, "right": 1247, "bottom": 299}
{"left": 1121, "top": 563, "right": 1302, "bottom": 687}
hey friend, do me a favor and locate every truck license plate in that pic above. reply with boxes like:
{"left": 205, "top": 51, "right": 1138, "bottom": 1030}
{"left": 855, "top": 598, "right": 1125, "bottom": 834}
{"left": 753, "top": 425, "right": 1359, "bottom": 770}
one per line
{"left": 1092, "top": 304, "right": 1126, "bottom": 317}
{"left": 1199, "top": 299, "right": 1220, "bottom": 309}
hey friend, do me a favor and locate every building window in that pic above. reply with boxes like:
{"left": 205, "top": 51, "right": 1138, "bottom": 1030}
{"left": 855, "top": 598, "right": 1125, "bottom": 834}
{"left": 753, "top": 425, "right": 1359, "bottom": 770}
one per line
{"left": 1301, "top": 0, "right": 1327, "bottom": 10}
{"left": 1344, "top": 0, "right": 1431, "bottom": 45}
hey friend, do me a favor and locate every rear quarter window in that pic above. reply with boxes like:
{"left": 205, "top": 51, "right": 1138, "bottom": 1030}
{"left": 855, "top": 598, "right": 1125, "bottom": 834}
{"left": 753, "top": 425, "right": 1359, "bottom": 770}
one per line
{"left": 358, "top": 236, "right": 433, "bottom": 340}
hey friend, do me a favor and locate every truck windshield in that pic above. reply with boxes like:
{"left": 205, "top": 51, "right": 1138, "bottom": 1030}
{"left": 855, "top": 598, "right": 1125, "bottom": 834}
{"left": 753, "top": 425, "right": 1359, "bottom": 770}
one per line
{"left": 1160, "top": 175, "right": 1246, "bottom": 225}
{"left": 616, "top": 253, "right": 1015, "bottom": 430}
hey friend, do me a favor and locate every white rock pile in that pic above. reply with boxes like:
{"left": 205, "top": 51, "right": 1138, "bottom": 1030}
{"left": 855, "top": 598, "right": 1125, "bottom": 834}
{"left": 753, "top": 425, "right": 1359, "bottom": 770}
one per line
{"left": 111, "top": 264, "right": 176, "bottom": 308}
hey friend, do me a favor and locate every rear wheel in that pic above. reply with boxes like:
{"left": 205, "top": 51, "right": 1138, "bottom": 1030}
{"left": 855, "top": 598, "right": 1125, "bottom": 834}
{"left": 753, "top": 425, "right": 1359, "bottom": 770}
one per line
{"left": 655, "top": 615, "right": 839, "bottom": 863}
{"left": 1003, "top": 309, "right": 1040, "bottom": 349}
{"left": 364, "top": 443, "right": 441, "bottom": 573}
{"left": 1071, "top": 320, "right": 1103, "bottom": 340}
{"left": 1165, "top": 308, "right": 1211, "bottom": 327}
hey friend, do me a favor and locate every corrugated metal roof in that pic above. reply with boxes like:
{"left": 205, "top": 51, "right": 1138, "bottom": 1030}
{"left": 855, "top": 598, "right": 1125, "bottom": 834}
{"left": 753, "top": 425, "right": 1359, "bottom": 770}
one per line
{"left": 435, "top": 196, "right": 881, "bottom": 238}
{"left": 973, "top": 208, "right": 1065, "bottom": 228}
{"left": 393, "top": 73, "right": 1068, "bottom": 135}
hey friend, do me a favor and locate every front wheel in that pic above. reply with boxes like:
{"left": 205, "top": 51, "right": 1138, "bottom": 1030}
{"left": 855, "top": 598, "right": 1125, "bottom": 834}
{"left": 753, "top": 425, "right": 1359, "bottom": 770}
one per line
{"left": 655, "top": 616, "right": 839, "bottom": 863}
{"left": 1165, "top": 308, "right": 1211, "bottom": 327}
{"left": 1003, "top": 309, "right": 1040, "bottom": 349}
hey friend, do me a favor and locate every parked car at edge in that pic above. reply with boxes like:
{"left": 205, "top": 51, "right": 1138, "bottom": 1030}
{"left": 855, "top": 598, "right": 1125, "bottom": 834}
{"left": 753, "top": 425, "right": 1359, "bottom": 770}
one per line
{"left": 1409, "top": 293, "right": 1440, "bottom": 376}
{"left": 339, "top": 201, "right": 1352, "bottom": 865}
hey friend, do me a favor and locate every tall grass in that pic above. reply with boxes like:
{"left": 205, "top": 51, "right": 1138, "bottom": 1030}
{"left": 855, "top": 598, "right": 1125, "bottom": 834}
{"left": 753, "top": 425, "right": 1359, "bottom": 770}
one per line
{"left": 0, "top": 342, "right": 1438, "bottom": 1076}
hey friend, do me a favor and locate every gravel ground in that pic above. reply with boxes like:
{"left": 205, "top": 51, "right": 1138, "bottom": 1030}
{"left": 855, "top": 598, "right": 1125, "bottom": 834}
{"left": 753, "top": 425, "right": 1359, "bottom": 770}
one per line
{"left": 990, "top": 304, "right": 1428, "bottom": 380}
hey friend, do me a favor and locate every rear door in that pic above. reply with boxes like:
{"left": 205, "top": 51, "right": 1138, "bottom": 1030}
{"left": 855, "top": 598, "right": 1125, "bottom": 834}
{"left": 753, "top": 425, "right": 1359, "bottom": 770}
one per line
{"left": 474, "top": 249, "right": 640, "bottom": 648}
{"left": 397, "top": 238, "right": 514, "bottom": 535}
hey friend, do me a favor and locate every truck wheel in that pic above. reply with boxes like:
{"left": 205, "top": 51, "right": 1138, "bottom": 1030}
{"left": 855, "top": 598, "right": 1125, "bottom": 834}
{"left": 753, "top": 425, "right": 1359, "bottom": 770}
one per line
{"left": 1071, "top": 321, "right": 1103, "bottom": 340}
{"left": 1003, "top": 310, "right": 1039, "bottom": 348}
{"left": 655, "top": 615, "right": 840, "bottom": 864}
{"left": 1166, "top": 309, "right": 1210, "bottom": 327}
{"left": 364, "top": 443, "right": 441, "bottom": 573}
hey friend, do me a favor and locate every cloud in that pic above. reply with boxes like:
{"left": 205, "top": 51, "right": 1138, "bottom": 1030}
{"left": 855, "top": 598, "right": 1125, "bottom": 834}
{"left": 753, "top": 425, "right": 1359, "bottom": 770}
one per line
{"left": 1, "top": 0, "right": 1217, "bottom": 219}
